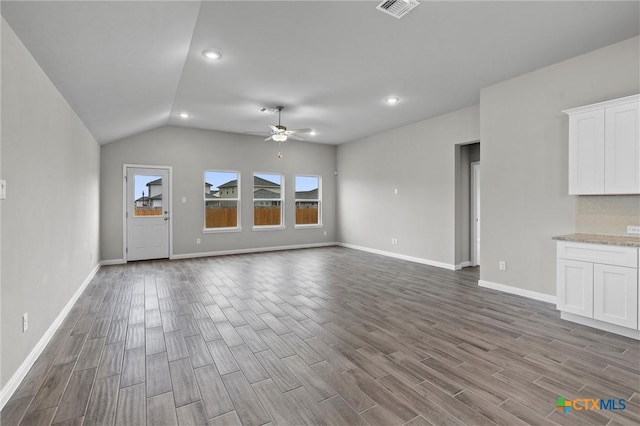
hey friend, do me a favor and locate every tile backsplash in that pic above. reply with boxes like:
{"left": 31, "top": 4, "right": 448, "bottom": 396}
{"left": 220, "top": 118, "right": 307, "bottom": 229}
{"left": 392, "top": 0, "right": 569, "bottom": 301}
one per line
{"left": 575, "top": 195, "right": 640, "bottom": 236}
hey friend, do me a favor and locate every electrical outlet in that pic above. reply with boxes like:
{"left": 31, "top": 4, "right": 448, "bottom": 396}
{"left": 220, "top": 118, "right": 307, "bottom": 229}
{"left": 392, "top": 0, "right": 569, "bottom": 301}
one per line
{"left": 391, "top": 238, "right": 398, "bottom": 245}
{"left": 196, "top": 238, "right": 201, "bottom": 245}
{"left": 499, "top": 261, "right": 507, "bottom": 271}
{"left": 627, "top": 226, "right": 640, "bottom": 234}
{"left": 323, "top": 231, "right": 327, "bottom": 236}
{"left": 22, "top": 313, "right": 28, "bottom": 333}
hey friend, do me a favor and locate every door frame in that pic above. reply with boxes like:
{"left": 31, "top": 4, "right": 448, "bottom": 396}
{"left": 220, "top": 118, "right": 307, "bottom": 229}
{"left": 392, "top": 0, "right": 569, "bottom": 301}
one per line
{"left": 123, "top": 164, "right": 174, "bottom": 262}
{"left": 471, "top": 161, "right": 480, "bottom": 267}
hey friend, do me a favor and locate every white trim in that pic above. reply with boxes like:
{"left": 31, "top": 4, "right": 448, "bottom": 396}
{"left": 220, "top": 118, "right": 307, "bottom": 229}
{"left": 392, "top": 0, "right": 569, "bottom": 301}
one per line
{"left": 478, "top": 279, "right": 557, "bottom": 304}
{"left": 0, "top": 264, "right": 101, "bottom": 410}
{"left": 455, "top": 261, "right": 473, "bottom": 270}
{"left": 561, "top": 312, "right": 640, "bottom": 340}
{"left": 294, "top": 225, "right": 324, "bottom": 230}
{"left": 170, "top": 242, "right": 338, "bottom": 260}
{"left": 202, "top": 227, "right": 243, "bottom": 234}
{"left": 339, "top": 243, "right": 457, "bottom": 270}
{"left": 471, "top": 161, "right": 480, "bottom": 267}
{"left": 562, "top": 94, "right": 639, "bottom": 115}
{"left": 252, "top": 226, "right": 286, "bottom": 232}
{"left": 100, "top": 259, "right": 126, "bottom": 266}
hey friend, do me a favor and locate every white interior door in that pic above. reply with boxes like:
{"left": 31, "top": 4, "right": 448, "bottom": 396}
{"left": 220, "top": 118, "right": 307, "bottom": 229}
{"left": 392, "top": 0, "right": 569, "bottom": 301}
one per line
{"left": 471, "top": 162, "right": 481, "bottom": 266}
{"left": 126, "top": 167, "right": 170, "bottom": 261}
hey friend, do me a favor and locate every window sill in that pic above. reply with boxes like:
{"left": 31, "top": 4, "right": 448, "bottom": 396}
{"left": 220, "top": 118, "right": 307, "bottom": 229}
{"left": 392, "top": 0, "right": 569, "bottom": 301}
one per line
{"left": 203, "top": 227, "right": 242, "bottom": 234}
{"left": 252, "top": 225, "right": 285, "bottom": 232}
{"left": 294, "top": 224, "right": 323, "bottom": 230}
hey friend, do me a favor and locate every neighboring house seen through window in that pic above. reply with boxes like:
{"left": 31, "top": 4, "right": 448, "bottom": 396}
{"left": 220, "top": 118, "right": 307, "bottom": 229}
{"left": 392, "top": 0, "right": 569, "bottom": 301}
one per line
{"left": 204, "top": 171, "right": 240, "bottom": 230}
{"left": 253, "top": 173, "right": 283, "bottom": 228}
{"left": 295, "top": 175, "right": 321, "bottom": 226}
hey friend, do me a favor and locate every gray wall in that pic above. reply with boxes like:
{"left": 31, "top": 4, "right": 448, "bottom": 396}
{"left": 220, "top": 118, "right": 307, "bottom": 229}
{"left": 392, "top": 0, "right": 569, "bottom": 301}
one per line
{"left": 480, "top": 36, "right": 640, "bottom": 296}
{"left": 1, "top": 20, "right": 100, "bottom": 388}
{"left": 337, "top": 106, "right": 480, "bottom": 268}
{"left": 101, "top": 126, "right": 337, "bottom": 261}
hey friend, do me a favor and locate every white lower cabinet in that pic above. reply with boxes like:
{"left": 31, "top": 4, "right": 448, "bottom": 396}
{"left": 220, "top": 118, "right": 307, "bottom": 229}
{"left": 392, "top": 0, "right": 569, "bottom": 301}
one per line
{"left": 557, "top": 259, "right": 593, "bottom": 317}
{"left": 593, "top": 263, "right": 638, "bottom": 329}
{"left": 556, "top": 241, "right": 639, "bottom": 337}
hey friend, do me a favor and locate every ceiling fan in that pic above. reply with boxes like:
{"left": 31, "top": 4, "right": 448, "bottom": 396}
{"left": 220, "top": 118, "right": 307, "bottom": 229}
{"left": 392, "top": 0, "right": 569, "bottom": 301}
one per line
{"left": 246, "top": 106, "right": 312, "bottom": 142}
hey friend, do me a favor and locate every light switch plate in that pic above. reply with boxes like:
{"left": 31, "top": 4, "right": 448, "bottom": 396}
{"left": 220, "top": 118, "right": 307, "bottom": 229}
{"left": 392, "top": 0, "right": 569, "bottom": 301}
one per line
{"left": 0, "top": 180, "right": 6, "bottom": 199}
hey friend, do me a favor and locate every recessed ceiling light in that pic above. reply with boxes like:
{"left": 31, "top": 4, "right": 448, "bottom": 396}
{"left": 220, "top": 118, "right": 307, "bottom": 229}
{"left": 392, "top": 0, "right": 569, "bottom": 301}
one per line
{"left": 202, "top": 50, "right": 221, "bottom": 60}
{"left": 179, "top": 112, "right": 190, "bottom": 119}
{"left": 309, "top": 131, "right": 317, "bottom": 136}
{"left": 385, "top": 96, "right": 400, "bottom": 105}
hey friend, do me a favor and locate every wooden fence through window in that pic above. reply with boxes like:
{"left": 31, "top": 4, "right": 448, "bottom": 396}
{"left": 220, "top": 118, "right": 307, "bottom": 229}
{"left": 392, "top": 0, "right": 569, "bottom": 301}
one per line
{"left": 205, "top": 207, "right": 319, "bottom": 228}
{"left": 134, "top": 208, "right": 163, "bottom": 216}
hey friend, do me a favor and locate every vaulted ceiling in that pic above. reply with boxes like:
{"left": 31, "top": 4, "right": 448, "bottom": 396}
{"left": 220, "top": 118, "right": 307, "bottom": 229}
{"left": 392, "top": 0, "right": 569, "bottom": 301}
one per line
{"left": 2, "top": 1, "right": 639, "bottom": 145}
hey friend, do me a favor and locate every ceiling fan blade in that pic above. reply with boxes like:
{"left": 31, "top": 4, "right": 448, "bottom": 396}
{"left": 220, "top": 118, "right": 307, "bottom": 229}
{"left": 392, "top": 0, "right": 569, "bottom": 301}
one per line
{"left": 285, "top": 128, "right": 312, "bottom": 135}
{"left": 288, "top": 134, "right": 306, "bottom": 141}
{"left": 268, "top": 125, "right": 280, "bottom": 133}
{"left": 264, "top": 136, "right": 273, "bottom": 141}
{"left": 244, "top": 131, "right": 272, "bottom": 135}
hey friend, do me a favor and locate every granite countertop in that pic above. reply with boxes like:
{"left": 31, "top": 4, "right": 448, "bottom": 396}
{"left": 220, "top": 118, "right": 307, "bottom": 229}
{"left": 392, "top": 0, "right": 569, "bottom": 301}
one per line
{"left": 552, "top": 233, "right": 640, "bottom": 248}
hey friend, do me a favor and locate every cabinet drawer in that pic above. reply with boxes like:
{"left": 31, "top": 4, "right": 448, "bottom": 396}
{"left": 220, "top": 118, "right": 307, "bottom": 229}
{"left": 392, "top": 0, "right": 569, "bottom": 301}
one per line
{"left": 557, "top": 241, "right": 638, "bottom": 267}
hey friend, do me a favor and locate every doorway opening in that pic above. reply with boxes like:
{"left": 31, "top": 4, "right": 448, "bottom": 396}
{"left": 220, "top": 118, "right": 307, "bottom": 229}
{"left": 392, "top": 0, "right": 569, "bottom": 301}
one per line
{"left": 124, "top": 165, "right": 172, "bottom": 261}
{"left": 454, "top": 142, "right": 480, "bottom": 269}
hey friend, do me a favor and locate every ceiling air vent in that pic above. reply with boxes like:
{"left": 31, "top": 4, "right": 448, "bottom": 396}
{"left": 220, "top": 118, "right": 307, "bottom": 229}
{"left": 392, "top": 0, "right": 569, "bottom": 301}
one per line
{"left": 376, "top": 0, "right": 420, "bottom": 19}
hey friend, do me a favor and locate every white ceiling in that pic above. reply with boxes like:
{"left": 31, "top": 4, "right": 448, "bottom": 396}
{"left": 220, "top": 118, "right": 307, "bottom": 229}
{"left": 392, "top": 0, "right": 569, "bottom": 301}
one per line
{"left": 2, "top": 1, "right": 639, "bottom": 145}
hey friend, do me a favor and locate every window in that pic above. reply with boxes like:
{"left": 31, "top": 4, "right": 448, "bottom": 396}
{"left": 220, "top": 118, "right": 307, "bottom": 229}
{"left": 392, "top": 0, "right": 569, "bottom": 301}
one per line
{"left": 204, "top": 171, "right": 240, "bottom": 230}
{"left": 295, "top": 175, "right": 321, "bottom": 226}
{"left": 134, "top": 174, "right": 163, "bottom": 216}
{"left": 253, "top": 173, "right": 283, "bottom": 228}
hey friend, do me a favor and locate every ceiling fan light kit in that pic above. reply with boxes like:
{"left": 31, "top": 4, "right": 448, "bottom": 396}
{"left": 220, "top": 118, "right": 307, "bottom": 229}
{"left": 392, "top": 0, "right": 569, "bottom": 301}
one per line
{"left": 247, "top": 105, "right": 312, "bottom": 143}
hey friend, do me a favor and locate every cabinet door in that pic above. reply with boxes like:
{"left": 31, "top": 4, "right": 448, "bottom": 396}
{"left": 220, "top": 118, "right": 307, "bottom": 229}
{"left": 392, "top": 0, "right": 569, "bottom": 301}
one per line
{"left": 557, "top": 259, "right": 593, "bottom": 317}
{"left": 568, "top": 110, "right": 605, "bottom": 194}
{"left": 605, "top": 102, "right": 640, "bottom": 194}
{"left": 593, "top": 264, "right": 638, "bottom": 329}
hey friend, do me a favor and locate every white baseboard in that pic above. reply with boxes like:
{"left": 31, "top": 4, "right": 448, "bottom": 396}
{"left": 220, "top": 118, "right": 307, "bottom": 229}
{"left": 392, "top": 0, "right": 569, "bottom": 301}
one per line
{"left": 561, "top": 312, "right": 640, "bottom": 340}
{"left": 339, "top": 243, "right": 457, "bottom": 271}
{"left": 100, "top": 259, "right": 126, "bottom": 265}
{"left": 455, "top": 261, "right": 473, "bottom": 270}
{"left": 0, "top": 263, "right": 101, "bottom": 410}
{"left": 478, "top": 279, "right": 557, "bottom": 304}
{"left": 170, "top": 242, "right": 338, "bottom": 260}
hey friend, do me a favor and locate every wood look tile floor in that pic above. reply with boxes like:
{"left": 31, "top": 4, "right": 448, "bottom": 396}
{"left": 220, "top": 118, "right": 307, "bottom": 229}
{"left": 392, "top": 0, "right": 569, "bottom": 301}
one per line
{"left": 2, "top": 247, "right": 639, "bottom": 426}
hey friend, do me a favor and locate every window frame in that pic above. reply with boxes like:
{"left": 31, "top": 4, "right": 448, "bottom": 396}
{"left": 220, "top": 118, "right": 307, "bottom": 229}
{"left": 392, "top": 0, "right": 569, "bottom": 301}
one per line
{"left": 203, "top": 170, "right": 242, "bottom": 233}
{"left": 252, "top": 172, "right": 285, "bottom": 231}
{"left": 294, "top": 175, "right": 322, "bottom": 229}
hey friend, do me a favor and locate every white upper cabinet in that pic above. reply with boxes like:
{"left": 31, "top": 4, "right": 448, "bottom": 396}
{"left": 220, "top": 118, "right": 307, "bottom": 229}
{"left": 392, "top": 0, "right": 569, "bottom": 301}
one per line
{"left": 605, "top": 101, "right": 640, "bottom": 193}
{"left": 564, "top": 95, "right": 639, "bottom": 195}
